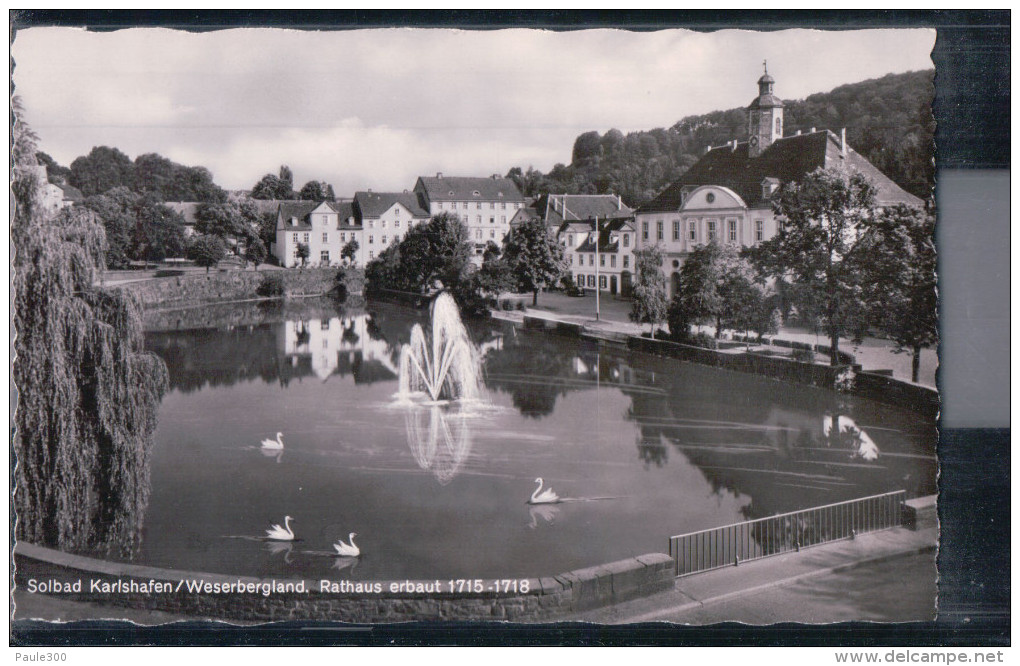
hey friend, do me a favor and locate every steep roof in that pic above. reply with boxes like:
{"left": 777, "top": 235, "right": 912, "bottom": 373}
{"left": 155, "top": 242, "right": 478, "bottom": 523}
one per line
{"left": 638, "top": 130, "right": 925, "bottom": 213}
{"left": 354, "top": 191, "right": 429, "bottom": 219}
{"left": 509, "top": 205, "right": 542, "bottom": 227}
{"left": 566, "top": 218, "right": 634, "bottom": 254}
{"left": 277, "top": 200, "right": 356, "bottom": 230}
{"left": 545, "top": 194, "right": 633, "bottom": 227}
{"left": 416, "top": 175, "right": 524, "bottom": 203}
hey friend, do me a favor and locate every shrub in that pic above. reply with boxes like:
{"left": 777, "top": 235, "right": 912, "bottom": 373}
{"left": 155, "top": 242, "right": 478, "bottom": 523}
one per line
{"left": 791, "top": 348, "right": 815, "bottom": 363}
{"left": 256, "top": 273, "right": 285, "bottom": 297}
{"left": 687, "top": 331, "right": 718, "bottom": 350}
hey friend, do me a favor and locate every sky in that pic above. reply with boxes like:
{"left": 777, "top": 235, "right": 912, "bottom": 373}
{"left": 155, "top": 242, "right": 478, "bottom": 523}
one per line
{"left": 12, "top": 27, "right": 935, "bottom": 195}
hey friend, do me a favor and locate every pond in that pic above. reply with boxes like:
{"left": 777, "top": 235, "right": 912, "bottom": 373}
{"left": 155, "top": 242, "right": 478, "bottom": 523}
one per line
{"left": 135, "top": 297, "right": 937, "bottom": 580}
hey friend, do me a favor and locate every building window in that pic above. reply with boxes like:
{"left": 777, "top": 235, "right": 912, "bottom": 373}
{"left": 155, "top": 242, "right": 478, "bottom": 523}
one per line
{"left": 303, "top": 233, "right": 309, "bottom": 243}
{"left": 501, "top": 202, "right": 506, "bottom": 210}
{"left": 475, "top": 229, "right": 482, "bottom": 239}
{"left": 623, "top": 234, "right": 630, "bottom": 247}
{"left": 293, "top": 233, "right": 298, "bottom": 243}
{"left": 462, "top": 202, "right": 468, "bottom": 209}
{"left": 707, "top": 221, "right": 717, "bottom": 241}
{"left": 611, "top": 255, "right": 616, "bottom": 268}
{"left": 489, "top": 217, "right": 495, "bottom": 224}
{"left": 322, "top": 233, "right": 328, "bottom": 243}
{"left": 369, "top": 235, "right": 374, "bottom": 244}
{"left": 395, "top": 220, "right": 400, "bottom": 228}
{"left": 489, "top": 203, "right": 494, "bottom": 209}
{"left": 369, "top": 220, "right": 375, "bottom": 228}
{"left": 656, "top": 220, "right": 664, "bottom": 241}
{"left": 588, "top": 275, "right": 595, "bottom": 287}
{"left": 340, "top": 233, "right": 346, "bottom": 242}
{"left": 576, "top": 274, "right": 584, "bottom": 286}
{"left": 320, "top": 251, "right": 329, "bottom": 264}
{"left": 600, "top": 254, "right": 605, "bottom": 267}
{"left": 394, "top": 207, "right": 400, "bottom": 216}
{"left": 673, "top": 220, "right": 680, "bottom": 241}
{"left": 688, "top": 221, "right": 696, "bottom": 242}
{"left": 569, "top": 254, "right": 574, "bottom": 265}
{"left": 381, "top": 220, "right": 387, "bottom": 228}
{"left": 476, "top": 202, "right": 482, "bottom": 209}
{"left": 599, "top": 275, "right": 607, "bottom": 289}
{"left": 393, "top": 234, "right": 400, "bottom": 242}
{"left": 501, "top": 216, "right": 506, "bottom": 224}
{"left": 382, "top": 235, "right": 387, "bottom": 244}
{"left": 568, "top": 233, "right": 574, "bottom": 245}
{"left": 476, "top": 215, "right": 482, "bottom": 224}
{"left": 369, "top": 251, "right": 374, "bottom": 259}
{"left": 623, "top": 255, "right": 630, "bottom": 269}
{"left": 755, "top": 220, "right": 764, "bottom": 242}
{"left": 728, "top": 220, "right": 737, "bottom": 242}
{"left": 489, "top": 229, "right": 495, "bottom": 238}
{"left": 642, "top": 221, "right": 649, "bottom": 241}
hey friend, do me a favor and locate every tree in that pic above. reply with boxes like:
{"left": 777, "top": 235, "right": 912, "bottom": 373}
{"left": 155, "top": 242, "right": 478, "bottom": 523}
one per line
{"left": 194, "top": 202, "right": 247, "bottom": 247}
{"left": 245, "top": 237, "right": 267, "bottom": 270}
{"left": 501, "top": 217, "right": 566, "bottom": 306}
{"left": 13, "top": 100, "right": 167, "bottom": 555}
{"left": 299, "top": 180, "right": 335, "bottom": 202}
{"left": 35, "top": 151, "right": 72, "bottom": 183}
{"left": 81, "top": 187, "right": 140, "bottom": 269}
{"left": 131, "top": 196, "right": 189, "bottom": 267}
{"left": 364, "top": 213, "right": 473, "bottom": 295}
{"left": 630, "top": 245, "right": 670, "bottom": 334}
{"left": 667, "top": 241, "right": 750, "bottom": 340}
{"left": 250, "top": 165, "right": 295, "bottom": 200}
{"left": 69, "top": 146, "right": 136, "bottom": 196}
{"left": 857, "top": 204, "right": 937, "bottom": 382}
{"left": 747, "top": 167, "right": 878, "bottom": 366}
{"left": 295, "top": 242, "right": 311, "bottom": 267}
{"left": 133, "top": 153, "right": 226, "bottom": 202}
{"left": 189, "top": 234, "right": 228, "bottom": 272}
{"left": 341, "top": 238, "right": 360, "bottom": 266}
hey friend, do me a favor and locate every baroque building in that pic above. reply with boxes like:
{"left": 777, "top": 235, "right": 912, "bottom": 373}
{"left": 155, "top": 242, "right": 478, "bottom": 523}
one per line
{"left": 634, "top": 66, "right": 924, "bottom": 297}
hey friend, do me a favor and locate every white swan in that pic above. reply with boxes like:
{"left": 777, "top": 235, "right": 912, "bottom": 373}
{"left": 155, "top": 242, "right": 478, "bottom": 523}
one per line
{"left": 261, "top": 432, "right": 284, "bottom": 450}
{"left": 333, "top": 532, "right": 360, "bottom": 557}
{"left": 265, "top": 515, "right": 295, "bottom": 541}
{"left": 529, "top": 477, "right": 560, "bottom": 504}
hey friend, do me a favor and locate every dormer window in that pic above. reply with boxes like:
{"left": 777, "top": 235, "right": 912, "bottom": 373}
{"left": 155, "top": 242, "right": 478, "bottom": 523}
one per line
{"left": 705, "top": 192, "right": 716, "bottom": 204}
{"left": 472, "top": 190, "right": 480, "bottom": 197}
{"left": 761, "top": 178, "right": 780, "bottom": 199}
{"left": 498, "top": 192, "right": 504, "bottom": 198}
{"left": 289, "top": 217, "right": 298, "bottom": 226}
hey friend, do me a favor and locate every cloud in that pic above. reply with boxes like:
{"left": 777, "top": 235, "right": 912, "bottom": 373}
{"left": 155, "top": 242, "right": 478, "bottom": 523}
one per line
{"left": 12, "top": 26, "right": 935, "bottom": 193}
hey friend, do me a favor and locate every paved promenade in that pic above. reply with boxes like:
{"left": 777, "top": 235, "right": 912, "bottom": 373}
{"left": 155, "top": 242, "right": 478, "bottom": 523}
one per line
{"left": 563, "top": 525, "right": 938, "bottom": 624}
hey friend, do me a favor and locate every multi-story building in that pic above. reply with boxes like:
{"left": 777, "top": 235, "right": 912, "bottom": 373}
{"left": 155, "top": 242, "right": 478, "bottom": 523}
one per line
{"left": 413, "top": 173, "right": 525, "bottom": 257}
{"left": 352, "top": 190, "right": 430, "bottom": 265}
{"left": 635, "top": 67, "right": 924, "bottom": 297}
{"left": 274, "top": 200, "right": 356, "bottom": 268}
{"left": 559, "top": 217, "right": 637, "bottom": 295}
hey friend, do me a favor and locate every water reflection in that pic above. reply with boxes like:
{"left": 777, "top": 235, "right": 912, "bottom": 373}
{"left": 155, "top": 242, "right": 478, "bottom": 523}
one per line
{"left": 528, "top": 503, "right": 560, "bottom": 529}
{"left": 264, "top": 539, "right": 294, "bottom": 564}
{"left": 404, "top": 406, "right": 473, "bottom": 485}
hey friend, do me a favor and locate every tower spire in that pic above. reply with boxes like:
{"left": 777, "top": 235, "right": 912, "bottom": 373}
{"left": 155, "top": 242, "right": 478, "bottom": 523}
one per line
{"left": 763, "top": 59, "right": 767, "bottom": 75}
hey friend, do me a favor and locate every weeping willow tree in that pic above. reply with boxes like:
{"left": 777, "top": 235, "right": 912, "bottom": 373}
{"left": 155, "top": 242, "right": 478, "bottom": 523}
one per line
{"left": 12, "top": 99, "right": 168, "bottom": 557}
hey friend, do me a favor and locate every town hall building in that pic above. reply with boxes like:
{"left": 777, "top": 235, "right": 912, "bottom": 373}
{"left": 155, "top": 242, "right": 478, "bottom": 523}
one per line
{"left": 635, "top": 66, "right": 925, "bottom": 297}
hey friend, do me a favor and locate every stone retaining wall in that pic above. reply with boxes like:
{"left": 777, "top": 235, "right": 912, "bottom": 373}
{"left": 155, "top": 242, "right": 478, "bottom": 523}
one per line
{"left": 521, "top": 315, "right": 937, "bottom": 417}
{"left": 14, "top": 543, "right": 674, "bottom": 623}
{"left": 111, "top": 268, "right": 364, "bottom": 310}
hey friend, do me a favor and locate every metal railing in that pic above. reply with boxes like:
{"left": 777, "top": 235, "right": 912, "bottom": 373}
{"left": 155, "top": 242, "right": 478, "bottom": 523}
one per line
{"left": 668, "top": 490, "right": 906, "bottom": 577}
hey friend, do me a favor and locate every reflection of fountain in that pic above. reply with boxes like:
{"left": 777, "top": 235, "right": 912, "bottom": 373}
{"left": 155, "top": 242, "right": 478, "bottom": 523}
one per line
{"left": 397, "top": 293, "right": 480, "bottom": 403}
{"left": 404, "top": 407, "right": 473, "bottom": 485}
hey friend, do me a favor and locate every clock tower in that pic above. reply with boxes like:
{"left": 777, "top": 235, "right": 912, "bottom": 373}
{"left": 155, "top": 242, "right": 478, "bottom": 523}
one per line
{"left": 747, "top": 61, "right": 784, "bottom": 158}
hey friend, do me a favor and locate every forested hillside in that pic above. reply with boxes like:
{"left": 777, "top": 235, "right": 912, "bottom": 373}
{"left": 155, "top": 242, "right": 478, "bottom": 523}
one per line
{"left": 507, "top": 70, "right": 935, "bottom": 207}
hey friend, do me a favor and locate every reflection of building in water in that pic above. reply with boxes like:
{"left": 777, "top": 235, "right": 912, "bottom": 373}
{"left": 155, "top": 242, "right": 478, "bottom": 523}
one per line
{"left": 280, "top": 315, "right": 401, "bottom": 383}
{"left": 404, "top": 407, "right": 473, "bottom": 485}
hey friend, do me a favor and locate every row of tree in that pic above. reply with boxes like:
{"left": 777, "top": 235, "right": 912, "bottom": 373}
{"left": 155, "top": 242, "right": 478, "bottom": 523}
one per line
{"left": 249, "top": 164, "right": 338, "bottom": 202}
{"left": 364, "top": 213, "right": 566, "bottom": 314}
{"left": 627, "top": 167, "right": 937, "bottom": 382}
{"left": 506, "top": 70, "right": 934, "bottom": 207}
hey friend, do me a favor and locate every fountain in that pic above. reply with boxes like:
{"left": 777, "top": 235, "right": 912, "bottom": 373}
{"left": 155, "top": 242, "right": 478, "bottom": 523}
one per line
{"left": 397, "top": 293, "right": 481, "bottom": 403}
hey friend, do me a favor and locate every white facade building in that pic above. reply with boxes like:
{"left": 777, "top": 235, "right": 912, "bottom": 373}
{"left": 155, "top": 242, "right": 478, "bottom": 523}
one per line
{"left": 413, "top": 174, "right": 525, "bottom": 258}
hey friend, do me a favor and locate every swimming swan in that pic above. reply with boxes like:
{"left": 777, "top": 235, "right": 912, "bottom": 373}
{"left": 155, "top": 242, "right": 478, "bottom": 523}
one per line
{"left": 529, "top": 477, "right": 560, "bottom": 504}
{"left": 333, "top": 532, "right": 360, "bottom": 557}
{"left": 265, "top": 515, "right": 295, "bottom": 541}
{"left": 261, "top": 432, "right": 284, "bottom": 450}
